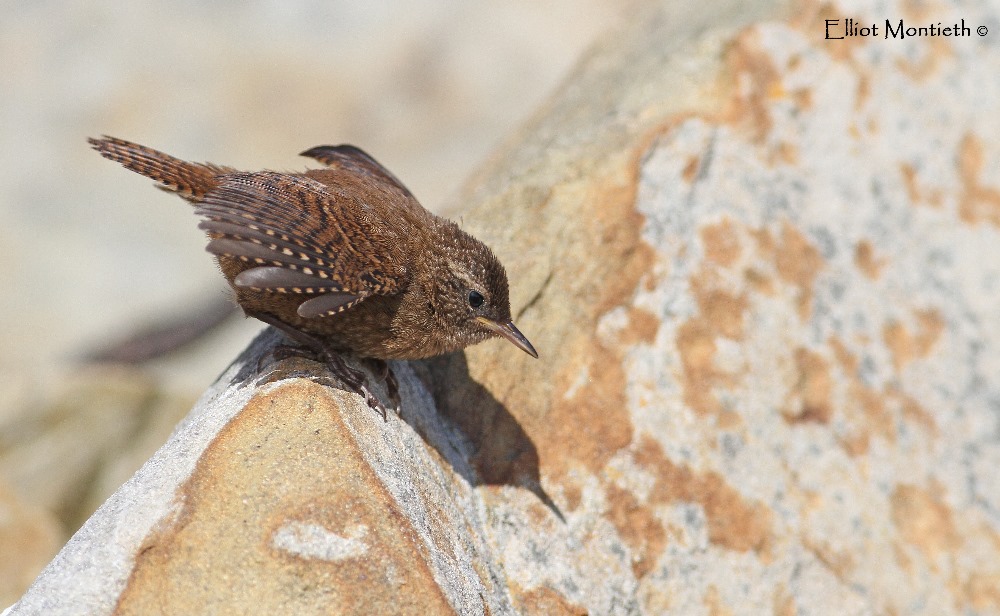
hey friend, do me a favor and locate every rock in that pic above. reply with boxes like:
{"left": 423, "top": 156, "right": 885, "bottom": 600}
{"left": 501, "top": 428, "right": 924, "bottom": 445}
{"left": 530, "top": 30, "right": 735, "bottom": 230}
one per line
{"left": 10, "top": 0, "right": 1000, "bottom": 614}
{"left": 8, "top": 330, "right": 518, "bottom": 615}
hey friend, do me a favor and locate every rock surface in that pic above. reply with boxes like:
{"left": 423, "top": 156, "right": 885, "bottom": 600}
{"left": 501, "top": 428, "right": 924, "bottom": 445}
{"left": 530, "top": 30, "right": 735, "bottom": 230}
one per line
{"left": 12, "top": 0, "right": 1000, "bottom": 614}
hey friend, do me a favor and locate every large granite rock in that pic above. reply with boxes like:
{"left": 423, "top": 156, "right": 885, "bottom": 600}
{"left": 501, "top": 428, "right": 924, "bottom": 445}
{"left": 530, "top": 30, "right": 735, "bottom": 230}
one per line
{"left": 11, "top": 0, "right": 1000, "bottom": 613}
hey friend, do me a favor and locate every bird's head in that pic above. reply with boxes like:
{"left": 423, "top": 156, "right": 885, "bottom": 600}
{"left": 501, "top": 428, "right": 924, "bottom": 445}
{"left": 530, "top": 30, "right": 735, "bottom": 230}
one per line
{"left": 430, "top": 222, "right": 537, "bottom": 358}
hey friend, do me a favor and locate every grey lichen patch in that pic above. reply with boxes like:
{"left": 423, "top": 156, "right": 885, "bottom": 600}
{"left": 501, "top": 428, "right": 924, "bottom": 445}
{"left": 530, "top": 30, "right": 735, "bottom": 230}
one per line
{"left": 270, "top": 521, "right": 369, "bottom": 562}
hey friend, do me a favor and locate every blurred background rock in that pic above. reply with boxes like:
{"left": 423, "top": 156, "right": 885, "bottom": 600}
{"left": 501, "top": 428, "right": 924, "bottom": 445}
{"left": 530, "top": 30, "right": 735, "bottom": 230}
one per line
{"left": 0, "top": 0, "right": 630, "bottom": 604}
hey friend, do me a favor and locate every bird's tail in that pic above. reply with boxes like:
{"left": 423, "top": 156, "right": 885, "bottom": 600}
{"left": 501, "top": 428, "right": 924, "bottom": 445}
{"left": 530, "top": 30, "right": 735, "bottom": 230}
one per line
{"left": 88, "top": 136, "right": 233, "bottom": 201}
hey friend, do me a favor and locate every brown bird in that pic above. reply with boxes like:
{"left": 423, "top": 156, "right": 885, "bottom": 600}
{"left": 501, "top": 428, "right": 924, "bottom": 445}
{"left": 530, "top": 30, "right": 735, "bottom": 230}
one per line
{"left": 89, "top": 136, "right": 537, "bottom": 415}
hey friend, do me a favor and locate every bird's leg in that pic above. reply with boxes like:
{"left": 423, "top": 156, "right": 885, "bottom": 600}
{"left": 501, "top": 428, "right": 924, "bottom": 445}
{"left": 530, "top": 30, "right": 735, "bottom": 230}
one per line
{"left": 255, "top": 342, "right": 322, "bottom": 374}
{"left": 246, "top": 311, "right": 389, "bottom": 420}
{"left": 364, "top": 359, "right": 401, "bottom": 415}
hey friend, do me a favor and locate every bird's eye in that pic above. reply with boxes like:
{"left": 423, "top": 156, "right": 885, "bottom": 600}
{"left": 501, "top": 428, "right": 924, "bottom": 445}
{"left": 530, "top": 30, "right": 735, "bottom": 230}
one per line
{"left": 468, "top": 290, "right": 485, "bottom": 308}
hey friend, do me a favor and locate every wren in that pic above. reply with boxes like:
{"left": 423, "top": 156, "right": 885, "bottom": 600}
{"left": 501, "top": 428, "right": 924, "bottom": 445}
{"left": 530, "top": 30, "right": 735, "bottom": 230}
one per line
{"left": 89, "top": 136, "right": 537, "bottom": 416}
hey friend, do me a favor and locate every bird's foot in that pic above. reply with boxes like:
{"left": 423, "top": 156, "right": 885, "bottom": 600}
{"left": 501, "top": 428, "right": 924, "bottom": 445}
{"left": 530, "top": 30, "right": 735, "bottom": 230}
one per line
{"left": 362, "top": 358, "right": 402, "bottom": 417}
{"left": 322, "top": 351, "right": 390, "bottom": 422}
{"left": 246, "top": 311, "right": 395, "bottom": 420}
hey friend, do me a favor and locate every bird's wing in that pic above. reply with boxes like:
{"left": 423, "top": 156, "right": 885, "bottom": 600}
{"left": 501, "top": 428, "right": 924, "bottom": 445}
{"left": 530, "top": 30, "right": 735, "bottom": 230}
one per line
{"left": 196, "top": 171, "right": 405, "bottom": 318}
{"left": 300, "top": 145, "right": 412, "bottom": 195}
{"left": 299, "top": 145, "right": 430, "bottom": 218}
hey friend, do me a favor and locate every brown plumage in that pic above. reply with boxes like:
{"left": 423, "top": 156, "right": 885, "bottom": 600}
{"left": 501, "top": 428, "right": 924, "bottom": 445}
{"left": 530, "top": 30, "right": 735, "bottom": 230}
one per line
{"left": 89, "top": 136, "right": 536, "bottom": 415}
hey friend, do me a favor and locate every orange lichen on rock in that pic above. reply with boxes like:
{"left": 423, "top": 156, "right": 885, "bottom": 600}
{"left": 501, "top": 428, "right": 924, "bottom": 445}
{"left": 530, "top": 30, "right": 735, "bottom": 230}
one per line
{"left": 704, "top": 585, "right": 734, "bottom": 616}
{"left": 772, "top": 584, "right": 797, "bottom": 616}
{"left": 854, "top": 383, "right": 896, "bottom": 445}
{"left": 548, "top": 340, "right": 634, "bottom": 477}
{"left": 827, "top": 335, "right": 939, "bottom": 452}
{"left": 784, "top": 347, "right": 833, "bottom": 424}
{"left": 892, "top": 389, "right": 938, "bottom": 437}
{"left": 744, "top": 267, "right": 775, "bottom": 295}
{"left": 562, "top": 482, "right": 582, "bottom": 512}
{"left": 952, "top": 530, "right": 1000, "bottom": 609}
{"left": 899, "top": 162, "right": 920, "bottom": 204}
{"left": 964, "top": 573, "right": 1000, "bottom": 611}
{"left": 768, "top": 141, "right": 799, "bottom": 166}
{"left": 635, "top": 436, "right": 772, "bottom": 555}
{"left": 773, "top": 223, "right": 825, "bottom": 320}
{"left": 854, "top": 239, "right": 886, "bottom": 279}
{"left": 588, "top": 177, "right": 659, "bottom": 318}
{"left": 701, "top": 218, "right": 742, "bottom": 268}
{"left": 802, "top": 535, "right": 855, "bottom": 582}
{"left": 683, "top": 155, "right": 702, "bottom": 183}
{"left": 692, "top": 282, "right": 749, "bottom": 341}
{"left": 510, "top": 584, "right": 588, "bottom": 616}
{"left": 675, "top": 297, "right": 746, "bottom": 420}
{"left": 899, "top": 161, "right": 943, "bottom": 208}
{"left": 957, "top": 133, "right": 1000, "bottom": 226}
{"left": 675, "top": 240, "right": 750, "bottom": 416}
{"left": 605, "top": 482, "right": 667, "bottom": 579}
{"left": 883, "top": 308, "right": 945, "bottom": 372}
{"left": 676, "top": 319, "right": 725, "bottom": 416}
{"left": 840, "top": 391, "right": 890, "bottom": 456}
{"left": 891, "top": 484, "right": 961, "bottom": 564}
{"left": 883, "top": 322, "right": 910, "bottom": 371}
{"left": 619, "top": 307, "right": 661, "bottom": 347}
{"left": 744, "top": 223, "right": 823, "bottom": 318}
{"left": 722, "top": 30, "right": 782, "bottom": 142}
{"left": 829, "top": 336, "right": 859, "bottom": 374}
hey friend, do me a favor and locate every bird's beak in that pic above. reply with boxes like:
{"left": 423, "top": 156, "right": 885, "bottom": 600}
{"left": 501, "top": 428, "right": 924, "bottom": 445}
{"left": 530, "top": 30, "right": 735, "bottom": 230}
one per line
{"left": 476, "top": 317, "right": 538, "bottom": 358}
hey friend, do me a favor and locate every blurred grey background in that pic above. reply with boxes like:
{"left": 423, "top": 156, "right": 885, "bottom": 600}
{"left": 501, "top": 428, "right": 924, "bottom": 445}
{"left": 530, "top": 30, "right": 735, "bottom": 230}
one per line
{"left": 0, "top": 0, "right": 628, "bottom": 603}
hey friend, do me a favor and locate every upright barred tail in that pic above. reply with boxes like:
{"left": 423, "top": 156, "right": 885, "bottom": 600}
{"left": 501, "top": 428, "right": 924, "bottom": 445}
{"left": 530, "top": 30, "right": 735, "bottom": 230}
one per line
{"left": 88, "top": 136, "right": 233, "bottom": 201}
